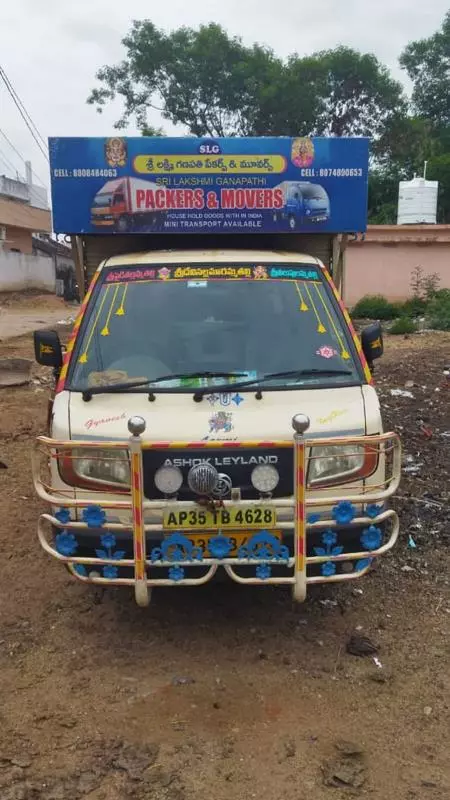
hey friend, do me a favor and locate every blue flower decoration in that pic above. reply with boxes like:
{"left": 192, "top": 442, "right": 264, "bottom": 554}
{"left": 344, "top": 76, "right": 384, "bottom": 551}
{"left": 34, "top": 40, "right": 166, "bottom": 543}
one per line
{"left": 100, "top": 533, "right": 116, "bottom": 549}
{"left": 103, "top": 564, "right": 119, "bottom": 579}
{"left": 82, "top": 505, "right": 106, "bottom": 528}
{"left": 332, "top": 501, "right": 356, "bottom": 525}
{"left": 238, "top": 530, "right": 288, "bottom": 562}
{"left": 366, "top": 503, "right": 383, "bottom": 519}
{"left": 355, "top": 557, "right": 372, "bottom": 572}
{"left": 55, "top": 531, "right": 78, "bottom": 556}
{"left": 208, "top": 535, "right": 232, "bottom": 559}
{"left": 55, "top": 508, "right": 71, "bottom": 524}
{"left": 169, "top": 565, "right": 185, "bottom": 582}
{"left": 360, "top": 526, "right": 382, "bottom": 551}
{"left": 73, "top": 564, "right": 87, "bottom": 577}
{"left": 314, "top": 530, "right": 344, "bottom": 557}
{"left": 321, "top": 561, "right": 336, "bottom": 577}
{"left": 256, "top": 564, "right": 272, "bottom": 580}
{"left": 307, "top": 512, "right": 321, "bottom": 524}
{"left": 322, "top": 530, "right": 337, "bottom": 547}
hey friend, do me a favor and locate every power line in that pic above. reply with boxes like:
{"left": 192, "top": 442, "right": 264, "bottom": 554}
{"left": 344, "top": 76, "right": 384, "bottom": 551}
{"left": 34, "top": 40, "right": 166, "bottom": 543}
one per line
{"left": 0, "top": 127, "right": 47, "bottom": 187}
{"left": 0, "top": 65, "right": 49, "bottom": 162}
{"left": 0, "top": 65, "right": 47, "bottom": 149}
{"left": 0, "top": 146, "right": 19, "bottom": 178}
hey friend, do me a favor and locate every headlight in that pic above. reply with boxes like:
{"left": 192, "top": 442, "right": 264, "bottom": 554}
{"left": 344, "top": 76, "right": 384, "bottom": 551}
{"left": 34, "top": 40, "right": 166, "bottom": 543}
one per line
{"left": 59, "top": 448, "right": 130, "bottom": 490}
{"left": 308, "top": 444, "right": 377, "bottom": 487}
{"left": 154, "top": 465, "right": 183, "bottom": 495}
{"left": 251, "top": 464, "right": 279, "bottom": 493}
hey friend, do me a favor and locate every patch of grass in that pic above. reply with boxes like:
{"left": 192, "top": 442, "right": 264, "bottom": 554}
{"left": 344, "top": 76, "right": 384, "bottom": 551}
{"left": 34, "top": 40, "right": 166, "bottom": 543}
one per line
{"left": 351, "top": 295, "right": 399, "bottom": 320}
{"left": 426, "top": 289, "right": 450, "bottom": 331}
{"left": 389, "top": 317, "right": 418, "bottom": 335}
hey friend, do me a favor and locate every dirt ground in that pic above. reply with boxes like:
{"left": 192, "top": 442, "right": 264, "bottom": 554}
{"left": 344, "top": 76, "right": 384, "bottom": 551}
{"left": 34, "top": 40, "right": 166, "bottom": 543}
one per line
{"left": 0, "top": 301, "right": 449, "bottom": 800}
{"left": 0, "top": 291, "right": 76, "bottom": 340}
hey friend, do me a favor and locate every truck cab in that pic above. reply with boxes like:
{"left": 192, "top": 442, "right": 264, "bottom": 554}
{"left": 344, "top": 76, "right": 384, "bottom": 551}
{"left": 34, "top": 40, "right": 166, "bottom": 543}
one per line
{"left": 34, "top": 248, "right": 400, "bottom": 606}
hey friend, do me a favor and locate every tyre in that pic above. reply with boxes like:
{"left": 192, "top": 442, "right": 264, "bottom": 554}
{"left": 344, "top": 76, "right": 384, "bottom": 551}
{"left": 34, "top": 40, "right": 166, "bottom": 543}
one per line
{"left": 116, "top": 215, "right": 130, "bottom": 233}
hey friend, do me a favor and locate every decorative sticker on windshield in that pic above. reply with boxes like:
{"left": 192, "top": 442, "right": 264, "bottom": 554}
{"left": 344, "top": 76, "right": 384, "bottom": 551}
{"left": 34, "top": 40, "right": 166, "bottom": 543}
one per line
{"left": 103, "top": 264, "right": 321, "bottom": 284}
{"left": 316, "top": 345, "right": 338, "bottom": 359}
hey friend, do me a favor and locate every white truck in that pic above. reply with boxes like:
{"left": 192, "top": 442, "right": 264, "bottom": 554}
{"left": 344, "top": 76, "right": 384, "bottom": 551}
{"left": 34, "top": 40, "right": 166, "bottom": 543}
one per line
{"left": 33, "top": 136, "right": 401, "bottom": 607}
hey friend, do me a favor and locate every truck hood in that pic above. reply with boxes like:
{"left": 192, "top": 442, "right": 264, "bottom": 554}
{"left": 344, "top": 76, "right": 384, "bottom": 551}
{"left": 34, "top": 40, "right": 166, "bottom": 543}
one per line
{"left": 60, "top": 385, "right": 373, "bottom": 443}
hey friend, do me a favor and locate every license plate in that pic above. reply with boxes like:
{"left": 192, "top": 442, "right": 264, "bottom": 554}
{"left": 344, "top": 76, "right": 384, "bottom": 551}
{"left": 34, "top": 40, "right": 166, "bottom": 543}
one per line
{"left": 167, "top": 530, "right": 282, "bottom": 557}
{"left": 163, "top": 505, "right": 277, "bottom": 530}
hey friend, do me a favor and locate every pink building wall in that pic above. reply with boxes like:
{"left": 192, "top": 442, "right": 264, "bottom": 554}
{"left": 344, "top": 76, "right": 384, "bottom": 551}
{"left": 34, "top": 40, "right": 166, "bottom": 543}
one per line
{"left": 344, "top": 225, "right": 450, "bottom": 307}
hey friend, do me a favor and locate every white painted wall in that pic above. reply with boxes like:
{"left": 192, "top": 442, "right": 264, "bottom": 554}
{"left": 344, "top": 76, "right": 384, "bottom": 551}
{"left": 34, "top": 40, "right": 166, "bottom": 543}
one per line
{"left": 0, "top": 249, "right": 55, "bottom": 292}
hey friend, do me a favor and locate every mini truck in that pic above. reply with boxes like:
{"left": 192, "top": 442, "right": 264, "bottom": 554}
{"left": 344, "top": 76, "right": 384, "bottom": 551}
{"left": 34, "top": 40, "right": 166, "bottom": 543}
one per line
{"left": 33, "top": 136, "right": 401, "bottom": 607}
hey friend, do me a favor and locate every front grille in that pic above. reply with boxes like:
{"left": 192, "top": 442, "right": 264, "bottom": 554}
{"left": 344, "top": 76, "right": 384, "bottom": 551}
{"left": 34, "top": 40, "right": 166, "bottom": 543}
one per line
{"left": 142, "top": 447, "right": 293, "bottom": 500}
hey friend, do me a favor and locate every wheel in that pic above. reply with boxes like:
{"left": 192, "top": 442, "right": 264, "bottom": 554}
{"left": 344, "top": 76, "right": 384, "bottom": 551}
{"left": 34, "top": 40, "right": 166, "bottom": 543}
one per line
{"left": 116, "top": 215, "right": 130, "bottom": 233}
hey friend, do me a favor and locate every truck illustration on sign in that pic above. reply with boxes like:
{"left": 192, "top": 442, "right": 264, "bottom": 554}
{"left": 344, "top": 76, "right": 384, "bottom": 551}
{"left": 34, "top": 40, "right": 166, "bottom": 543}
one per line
{"left": 90, "top": 177, "right": 166, "bottom": 232}
{"left": 274, "top": 181, "right": 331, "bottom": 229}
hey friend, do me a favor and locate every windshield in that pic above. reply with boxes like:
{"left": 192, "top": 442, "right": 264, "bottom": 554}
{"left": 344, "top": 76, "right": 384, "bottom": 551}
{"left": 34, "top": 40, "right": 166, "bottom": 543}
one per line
{"left": 68, "top": 264, "right": 362, "bottom": 391}
{"left": 92, "top": 193, "right": 113, "bottom": 208}
{"left": 300, "top": 185, "right": 327, "bottom": 201}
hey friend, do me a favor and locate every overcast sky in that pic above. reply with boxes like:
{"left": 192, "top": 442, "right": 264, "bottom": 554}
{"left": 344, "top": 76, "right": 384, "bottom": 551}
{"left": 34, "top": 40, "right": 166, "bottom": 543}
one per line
{"left": 0, "top": 0, "right": 448, "bottom": 197}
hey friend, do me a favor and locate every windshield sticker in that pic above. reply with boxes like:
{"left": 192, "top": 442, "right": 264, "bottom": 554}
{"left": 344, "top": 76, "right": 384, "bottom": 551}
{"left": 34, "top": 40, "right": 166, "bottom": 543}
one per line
{"left": 209, "top": 411, "right": 234, "bottom": 434}
{"left": 103, "top": 264, "right": 321, "bottom": 284}
{"left": 304, "top": 283, "right": 326, "bottom": 334}
{"left": 294, "top": 282, "right": 309, "bottom": 312}
{"left": 100, "top": 283, "right": 120, "bottom": 336}
{"left": 253, "top": 265, "right": 269, "bottom": 279}
{"left": 78, "top": 284, "right": 111, "bottom": 364}
{"left": 187, "top": 281, "right": 208, "bottom": 287}
{"left": 316, "top": 345, "right": 338, "bottom": 359}
{"left": 115, "top": 283, "right": 128, "bottom": 316}
{"left": 313, "top": 283, "right": 350, "bottom": 359}
{"left": 269, "top": 267, "right": 320, "bottom": 280}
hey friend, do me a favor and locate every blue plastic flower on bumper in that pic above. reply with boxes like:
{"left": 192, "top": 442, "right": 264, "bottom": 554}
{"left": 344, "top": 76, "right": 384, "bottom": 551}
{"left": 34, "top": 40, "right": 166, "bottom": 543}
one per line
{"left": 256, "top": 564, "right": 272, "bottom": 580}
{"left": 169, "top": 566, "right": 185, "bottom": 582}
{"left": 366, "top": 503, "right": 383, "bottom": 519}
{"left": 73, "top": 564, "right": 87, "bottom": 577}
{"left": 307, "top": 512, "right": 321, "bottom": 524}
{"left": 55, "top": 531, "right": 78, "bottom": 556}
{"left": 322, "top": 530, "right": 337, "bottom": 547}
{"left": 102, "top": 564, "right": 119, "bottom": 579}
{"left": 332, "top": 501, "right": 356, "bottom": 525}
{"left": 55, "top": 508, "right": 71, "bottom": 524}
{"left": 355, "top": 557, "right": 373, "bottom": 572}
{"left": 208, "top": 535, "right": 232, "bottom": 559}
{"left": 321, "top": 561, "right": 337, "bottom": 577}
{"left": 100, "top": 533, "right": 117, "bottom": 550}
{"left": 82, "top": 505, "right": 106, "bottom": 528}
{"left": 360, "top": 526, "right": 382, "bottom": 551}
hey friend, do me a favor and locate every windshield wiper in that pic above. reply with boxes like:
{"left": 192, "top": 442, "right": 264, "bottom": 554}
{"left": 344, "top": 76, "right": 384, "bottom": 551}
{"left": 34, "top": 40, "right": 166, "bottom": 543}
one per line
{"left": 81, "top": 371, "right": 248, "bottom": 401}
{"left": 192, "top": 368, "right": 353, "bottom": 399}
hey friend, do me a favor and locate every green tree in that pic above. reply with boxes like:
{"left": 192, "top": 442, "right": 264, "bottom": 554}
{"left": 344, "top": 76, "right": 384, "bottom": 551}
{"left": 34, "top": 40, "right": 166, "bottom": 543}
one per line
{"left": 400, "top": 11, "right": 450, "bottom": 127}
{"left": 88, "top": 22, "right": 406, "bottom": 140}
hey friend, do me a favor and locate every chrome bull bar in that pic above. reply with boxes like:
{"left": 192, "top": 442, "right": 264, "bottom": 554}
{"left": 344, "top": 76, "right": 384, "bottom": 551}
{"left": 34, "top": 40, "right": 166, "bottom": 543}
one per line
{"left": 32, "top": 416, "right": 401, "bottom": 607}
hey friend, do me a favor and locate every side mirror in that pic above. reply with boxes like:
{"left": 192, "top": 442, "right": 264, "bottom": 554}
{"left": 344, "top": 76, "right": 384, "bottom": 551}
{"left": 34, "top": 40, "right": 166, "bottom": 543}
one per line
{"left": 34, "top": 330, "right": 63, "bottom": 369}
{"left": 361, "top": 322, "right": 383, "bottom": 369}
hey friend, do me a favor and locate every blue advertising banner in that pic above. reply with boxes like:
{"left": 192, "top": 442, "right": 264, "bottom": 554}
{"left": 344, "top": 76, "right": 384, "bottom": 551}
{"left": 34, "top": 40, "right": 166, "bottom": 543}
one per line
{"left": 49, "top": 136, "right": 369, "bottom": 235}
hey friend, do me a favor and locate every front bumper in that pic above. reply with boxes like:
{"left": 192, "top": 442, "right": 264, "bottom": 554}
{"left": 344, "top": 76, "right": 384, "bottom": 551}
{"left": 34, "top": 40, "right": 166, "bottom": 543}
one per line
{"left": 33, "top": 430, "right": 401, "bottom": 607}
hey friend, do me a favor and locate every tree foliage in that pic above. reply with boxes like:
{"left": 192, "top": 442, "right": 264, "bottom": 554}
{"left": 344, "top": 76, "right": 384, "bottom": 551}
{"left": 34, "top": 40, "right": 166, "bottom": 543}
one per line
{"left": 88, "top": 22, "right": 405, "bottom": 139}
{"left": 400, "top": 11, "right": 450, "bottom": 127}
{"left": 88, "top": 14, "right": 450, "bottom": 222}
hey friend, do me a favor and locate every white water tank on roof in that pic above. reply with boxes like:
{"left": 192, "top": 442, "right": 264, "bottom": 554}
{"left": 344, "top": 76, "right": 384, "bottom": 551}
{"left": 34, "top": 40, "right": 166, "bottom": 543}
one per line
{"left": 397, "top": 176, "right": 438, "bottom": 225}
